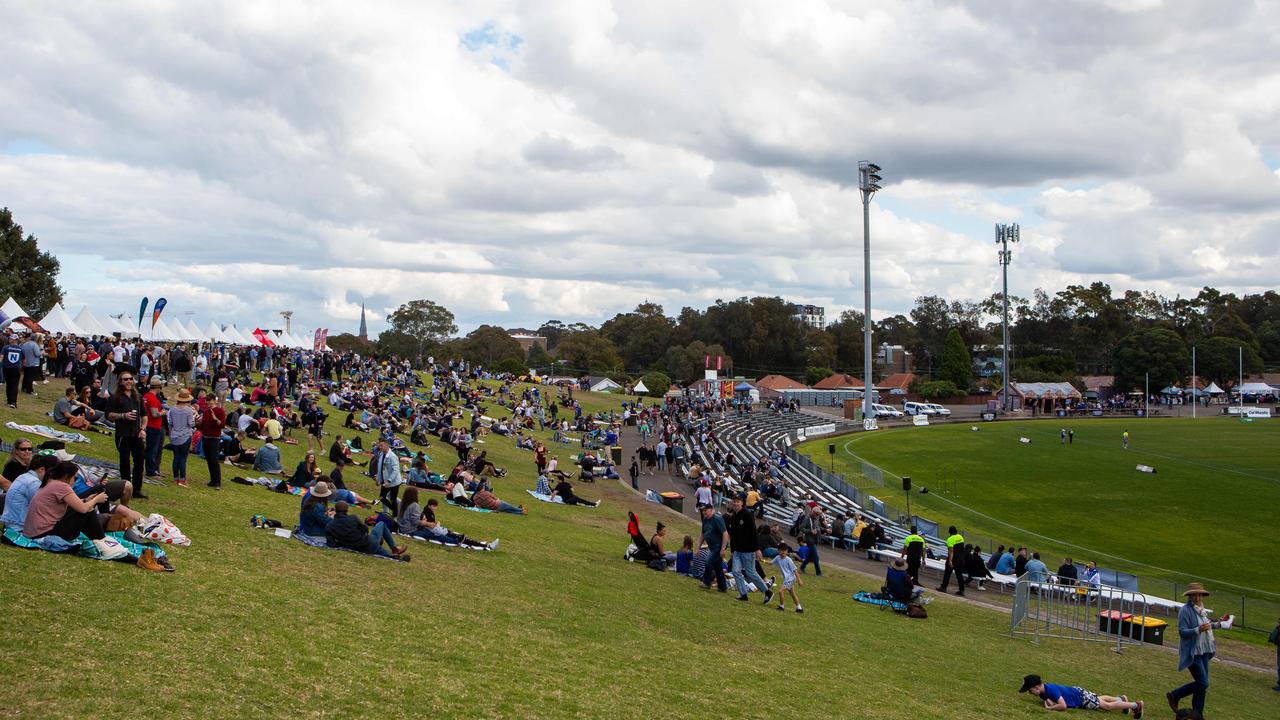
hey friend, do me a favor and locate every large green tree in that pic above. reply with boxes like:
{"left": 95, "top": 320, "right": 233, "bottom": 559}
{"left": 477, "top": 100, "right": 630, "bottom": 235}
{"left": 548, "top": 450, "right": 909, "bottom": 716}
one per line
{"left": 555, "top": 330, "right": 624, "bottom": 374}
{"left": 938, "top": 328, "right": 972, "bottom": 389}
{"left": 461, "top": 325, "right": 524, "bottom": 366}
{"left": 1196, "top": 336, "right": 1263, "bottom": 389}
{"left": 599, "top": 302, "right": 675, "bottom": 371}
{"left": 385, "top": 299, "right": 457, "bottom": 358}
{"left": 0, "top": 207, "right": 63, "bottom": 317}
{"left": 1112, "top": 327, "right": 1189, "bottom": 392}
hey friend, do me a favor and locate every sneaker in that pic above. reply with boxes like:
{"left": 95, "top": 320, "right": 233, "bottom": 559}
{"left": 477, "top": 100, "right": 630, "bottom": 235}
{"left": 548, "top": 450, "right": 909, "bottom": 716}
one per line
{"left": 1165, "top": 693, "right": 1178, "bottom": 713}
{"left": 1133, "top": 699, "right": 1143, "bottom": 719}
{"left": 157, "top": 555, "right": 175, "bottom": 572}
{"left": 767, "top": 576, "right": 776, "bottom": 588}
{"left": 391, "top": 546, "right": 407, "bottom": 557}
{"left": 397, "top": 553, "right": 412, "bottom": 562}
{"left": 763, "top": 590, "right": 774, "bottom": 605}
{"left": 487, "top": 538, "right": 499, "bottom": 551}
{"left": 207, "top": 483, "right": 221, "bottom": 490}
{"left": 136, "top": 549, "right": 165, "bottom": 572}
{"left": 795, "top": 606, "right": 804, "bottom": 613}
{"left": 176, "top": 479, "right": 189, "bottom": 487}
{"left": 92, "top": 537, "right": 129, "bottom": 561}
{"left": 736, "top": 594, "right": 749, "bottom": 602}
{"left": 133, "top": 493, "right": 149, "bottom": 500}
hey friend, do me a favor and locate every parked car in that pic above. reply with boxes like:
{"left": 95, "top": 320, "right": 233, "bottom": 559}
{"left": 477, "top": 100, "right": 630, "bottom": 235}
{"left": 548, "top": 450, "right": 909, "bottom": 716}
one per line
{"left": 874, "top": 403, "right": 905, "bottom": 418}
{"left": 903, "top": 401, "right": 935, "bottom": 416}
{"left": 923, "top": 403, "right": 952, "bottom": 416}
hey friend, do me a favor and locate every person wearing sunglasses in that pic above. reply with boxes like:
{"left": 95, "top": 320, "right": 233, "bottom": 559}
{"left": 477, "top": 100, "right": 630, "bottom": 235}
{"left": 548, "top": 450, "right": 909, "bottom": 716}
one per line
{"left": 3, "top": 438, "right": 35, "bottom": 487}
{"left": 105, "top": 369, "right": 148, "bottom": 497}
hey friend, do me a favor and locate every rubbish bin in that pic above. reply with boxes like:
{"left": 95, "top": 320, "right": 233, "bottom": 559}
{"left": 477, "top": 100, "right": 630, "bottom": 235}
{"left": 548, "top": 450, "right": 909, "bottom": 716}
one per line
{"left": 1122, "top": 616, "right": 1167, "bottom": 645}
{"left": 659, "top": 491, "right": 684, "bottom": 514}
{"left": 1098, "top": 610, "right": 1130, "bottom": 635}
{"left": 610, "top": 445, "right": 623, "bottom": 466}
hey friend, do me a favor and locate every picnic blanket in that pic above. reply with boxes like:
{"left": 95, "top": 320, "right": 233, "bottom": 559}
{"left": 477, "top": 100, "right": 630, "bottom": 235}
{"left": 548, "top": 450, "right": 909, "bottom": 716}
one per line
{"left": 526, "top": 489, "right": 564, "bottom": 504}
{"left": 446, "top": 500, "right": 493, "bottom": 513}
{"left": 852, "top": 590, "right": 907, "bottom": 613}
{"left": 395, "top": 532, "right": 492, "bottom": 551}
{"left": 3, "top": 527, "right": 167, "bottom": 560}
{"left": 4, "top": 422, "right": 90, "bottom": 444}
{"left": 288, "top": 527, "right": 398, "bottom": 560}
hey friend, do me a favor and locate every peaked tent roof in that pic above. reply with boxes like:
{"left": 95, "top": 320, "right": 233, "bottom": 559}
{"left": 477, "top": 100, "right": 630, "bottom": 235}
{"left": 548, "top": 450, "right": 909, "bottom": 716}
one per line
{"left": 101, "top": 314, "right": 136, "bottom": 337}
{"left": 1202, "top": 381, "right": 1224, "bottom": 394}
{"left": 182, "top": 319, "right": 208, "bottom": 342}
{"left": 149, "top": 317, "right": 182, "bottom": 342}
{"left": 38, "top": 304, "right": 84, "bottom": 335}
{"left": 72, "top": 307, "right": 111, "bottom": 336}
{"left": 204, "top": 321, "right": 228, "bottom": 343}
{"left": 632, "top": 379, "right": 649, "bottom": 393}
{"left": 1, "top": 297, "right": 30, "bottom": 320}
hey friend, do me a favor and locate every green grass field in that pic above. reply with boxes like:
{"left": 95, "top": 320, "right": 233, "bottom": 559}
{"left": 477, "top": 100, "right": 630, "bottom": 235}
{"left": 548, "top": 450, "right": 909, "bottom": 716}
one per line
{"left": 2, "top": 385, "right": 1277, "bottom": 719}
{"left": 799, "top": 417, "right": 1280, "bottom": 601}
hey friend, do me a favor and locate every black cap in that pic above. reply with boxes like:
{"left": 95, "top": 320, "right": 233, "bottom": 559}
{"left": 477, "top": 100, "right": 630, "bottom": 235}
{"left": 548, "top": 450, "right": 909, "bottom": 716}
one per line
{"left": 1018, "top": 674, "right": 1042, "bottom": 693}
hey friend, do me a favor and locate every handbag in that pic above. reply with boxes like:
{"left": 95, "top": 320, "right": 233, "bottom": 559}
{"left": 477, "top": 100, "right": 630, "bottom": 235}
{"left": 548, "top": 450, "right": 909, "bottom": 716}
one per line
{"left": 906, "top": 603, "right": 928, "bottom": 619}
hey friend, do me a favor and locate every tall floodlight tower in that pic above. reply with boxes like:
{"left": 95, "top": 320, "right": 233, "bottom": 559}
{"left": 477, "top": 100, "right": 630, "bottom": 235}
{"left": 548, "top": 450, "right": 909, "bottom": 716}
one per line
{"left": 996, "top": 223, "right": 1020, "bottom": 412}
{"left": 859, "top": 161, "right": 883, "bottom": 429}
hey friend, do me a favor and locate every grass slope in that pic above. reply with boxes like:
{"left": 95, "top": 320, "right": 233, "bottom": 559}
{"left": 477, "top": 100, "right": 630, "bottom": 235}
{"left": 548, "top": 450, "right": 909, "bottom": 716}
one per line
{"left": 1, "top": 385, "right": 1275, "bottom": 719}
{"left": 799, "top": 418, "right": 1280, "bottom": 597}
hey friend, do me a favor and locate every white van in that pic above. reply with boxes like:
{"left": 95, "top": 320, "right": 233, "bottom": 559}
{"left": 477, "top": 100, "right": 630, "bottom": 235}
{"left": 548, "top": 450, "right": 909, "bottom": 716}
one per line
{"left": 924, "top": 403, "right": 952, "bottom": 416}
{"left": 903, "top": 401, "right": 934, "bottom": 416}
{"left": 874, "top": 403, "right": 904, "bottom": 418}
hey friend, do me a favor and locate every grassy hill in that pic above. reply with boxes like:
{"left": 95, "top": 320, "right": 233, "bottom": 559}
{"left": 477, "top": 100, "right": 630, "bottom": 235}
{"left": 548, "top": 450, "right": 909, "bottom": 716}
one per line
{"left": 1, "top": 382, "right": 1276, "bottom": 719}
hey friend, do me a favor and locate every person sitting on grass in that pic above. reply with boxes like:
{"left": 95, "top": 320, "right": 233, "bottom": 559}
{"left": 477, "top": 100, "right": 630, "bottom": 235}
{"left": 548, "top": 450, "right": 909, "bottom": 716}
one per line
{"left": 397, "top": 490, "right": 496, "bottom": 550}
{"left": 444, "top": 476, "right": 473, "bottom": 507}
{"left": 21, "top": 461, "right": 128, "bottom": 560}
{"left": 534, "top": 472, "right": 553, "bottom": 496}
{"left": 286, "top": 451, "right": 320, "bottom": 490}
{"left": 1, "top": 452, "right": 59, "bottom": 531}
{"left": 1018, "top": 674, "right": 1144, "bottom": 717}
{"left": 324, "top": 500, "right": 409, "bottom": 561}
{"left": 297, "top": 481, "right": 333, "bottom": 542}
{"left": 551, "top": 477, "right": 600, "bottom": 507}
{"left": 52, "top": 387, "right": 93, "bottom": 430}
{"left": 543, "top": 455, "right": 572, "bottom": 481}
{"left": 253, "top": 438, "right": 284, "bottom": 474}
{"left": 328, "top": 434, "right": 354, "bottom": 467}
{"left": 471, "top": 486, "right": 527, "bottom": 515}
{"left": 469, "top": 450, "right": 506, "bottom": 478}
{"left": 675, "top": 535, "right": 695, "bottom": 576}
{"left": 222, "top": 430, "right": 256, "bottom": 467}
{"left": 886, "top": 558, "right": 925, "bottom": 605}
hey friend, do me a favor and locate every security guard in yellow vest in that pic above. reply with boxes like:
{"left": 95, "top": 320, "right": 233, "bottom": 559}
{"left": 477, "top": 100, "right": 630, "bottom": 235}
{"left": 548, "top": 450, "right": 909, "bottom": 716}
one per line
{"left": 938, "top": 525, "right": 967, "bottom": 595}
{"left": 901, "top": 527, "right": 926, "bottom": 586}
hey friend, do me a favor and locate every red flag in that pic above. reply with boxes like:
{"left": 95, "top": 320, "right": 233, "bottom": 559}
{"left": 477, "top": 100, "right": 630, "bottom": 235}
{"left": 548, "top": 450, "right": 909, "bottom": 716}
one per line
{"left": 704, "top": 354, "right": 710, "bottom": 369}
{"left": 716, "top": 355, "right": 723, "bottom": 371}
{"left": 252, "top": 328, "right": 276, "bottom": 347}
{"left": 313, "top": 328, "right": 322, "bottom": 351}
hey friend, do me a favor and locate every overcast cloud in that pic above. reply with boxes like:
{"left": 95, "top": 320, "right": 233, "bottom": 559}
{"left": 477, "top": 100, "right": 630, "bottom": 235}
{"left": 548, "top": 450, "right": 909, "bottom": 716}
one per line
{"left": 1, "top": 0, "right": 1278, "bottom": 337}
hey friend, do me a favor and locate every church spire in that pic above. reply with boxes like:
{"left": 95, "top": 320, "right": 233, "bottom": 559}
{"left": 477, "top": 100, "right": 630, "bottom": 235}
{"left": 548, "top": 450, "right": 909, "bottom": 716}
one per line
{"left": 358, "top": 301, "right": 368, "bottom": 340}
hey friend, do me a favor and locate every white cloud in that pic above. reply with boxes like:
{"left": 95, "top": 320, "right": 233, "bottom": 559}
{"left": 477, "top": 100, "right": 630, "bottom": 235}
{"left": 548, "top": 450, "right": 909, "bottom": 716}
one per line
{"left": 1, "top": 0, "right": 1278, "bottom": 335}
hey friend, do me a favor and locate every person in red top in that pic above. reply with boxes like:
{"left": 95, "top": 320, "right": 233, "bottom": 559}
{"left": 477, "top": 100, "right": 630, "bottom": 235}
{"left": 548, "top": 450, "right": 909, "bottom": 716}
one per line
{"left": 197, "top": 392, "right": 227, "bottom": 489}
{"left": 142, "top": 377, "right": 166, "bottom": 486}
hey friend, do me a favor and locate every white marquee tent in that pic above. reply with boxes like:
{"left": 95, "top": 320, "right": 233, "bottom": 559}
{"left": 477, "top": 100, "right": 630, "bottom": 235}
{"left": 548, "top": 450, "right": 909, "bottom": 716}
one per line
{"left": 38, "top": 304, "right": 84, "bottom": 335}
{"left": 73, "top": 307, "right": 112, "bottom": 336}
{"left": 204, "top": 322, "right": 228, "bottom": 343}
{"left": 1, "top": 297, "right": 30, "bottom": 321}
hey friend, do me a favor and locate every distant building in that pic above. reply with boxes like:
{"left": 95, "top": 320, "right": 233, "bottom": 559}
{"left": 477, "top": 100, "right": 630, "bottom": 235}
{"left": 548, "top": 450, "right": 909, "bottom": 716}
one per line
{"left": 876, "top": 343, "right": 913, "bottom": 375}
{"left": 358, "top": 302, "right": 368, "bottom": 341}
{"left": 812, "top": 372, "right": 864, "bottom": 390}
{"left": 508, "top": 332, "right": 548, "bottom": 353}
{"left": 791, "top": 304, "right": 825, "bottom": 330}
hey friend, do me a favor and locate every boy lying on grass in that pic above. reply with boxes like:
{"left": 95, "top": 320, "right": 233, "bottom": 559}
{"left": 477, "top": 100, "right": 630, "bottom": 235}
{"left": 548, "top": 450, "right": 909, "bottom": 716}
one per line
{"left": 1018, "top": 674, "right": 1144, "bottom": 717}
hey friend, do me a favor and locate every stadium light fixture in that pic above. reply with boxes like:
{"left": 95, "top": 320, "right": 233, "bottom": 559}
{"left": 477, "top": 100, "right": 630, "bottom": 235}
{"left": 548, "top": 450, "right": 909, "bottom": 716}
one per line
{"left": 859, "top": 161, "right": 882, "bottom": 429}
{"left": 996, "top": 223, "right": 1020, "bottom": 413}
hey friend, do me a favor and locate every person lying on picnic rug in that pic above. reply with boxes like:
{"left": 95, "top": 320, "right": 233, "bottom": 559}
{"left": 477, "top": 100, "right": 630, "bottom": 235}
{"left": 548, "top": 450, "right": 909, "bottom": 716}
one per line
{"left": 550, "top": 478, "right": 599, "bottom": 507}
{"left": 471, "top": 486, "right": 527, "bottom": 515}
{"left": 324, "top": 500, "right": 410, "bottom": 562}
{"left": 397, "top": 489, "right": 496, "bottom": 550}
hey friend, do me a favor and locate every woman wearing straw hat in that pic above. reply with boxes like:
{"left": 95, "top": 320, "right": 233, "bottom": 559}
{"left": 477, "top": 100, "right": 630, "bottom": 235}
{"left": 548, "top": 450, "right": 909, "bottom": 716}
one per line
{"left": 1167, "top": 582, "right": 1233, "bottom": 716}
{"left": 166, "top": 388, "right": 197, "bottom": 487}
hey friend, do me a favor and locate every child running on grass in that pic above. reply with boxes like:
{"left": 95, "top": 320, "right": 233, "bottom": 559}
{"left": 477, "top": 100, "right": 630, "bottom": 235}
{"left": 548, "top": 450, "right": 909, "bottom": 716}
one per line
{"left": 771, "top": 543, "right": 803, "bottom": 613}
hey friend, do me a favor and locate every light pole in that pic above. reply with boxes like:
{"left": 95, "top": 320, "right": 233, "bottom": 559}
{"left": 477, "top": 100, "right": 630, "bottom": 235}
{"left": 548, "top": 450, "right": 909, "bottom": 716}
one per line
{"left": 995, "top": 223, "right": 1020, "bottom": 412}
{"left": 859, "top": 161, "right": 882, "bottom": 430}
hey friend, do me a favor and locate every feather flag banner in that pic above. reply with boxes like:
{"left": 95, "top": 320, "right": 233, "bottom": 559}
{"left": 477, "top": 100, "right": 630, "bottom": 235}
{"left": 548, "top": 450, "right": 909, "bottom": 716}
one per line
{"left": 151, "top": 297, "right": 167, "bottom": 332}
{"left": 137, "top": 297, "right": 149, "bottom": 330}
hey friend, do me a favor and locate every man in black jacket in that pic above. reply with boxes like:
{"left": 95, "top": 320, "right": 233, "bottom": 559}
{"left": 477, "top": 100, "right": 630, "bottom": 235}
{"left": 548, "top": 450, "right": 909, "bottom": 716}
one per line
{"left": 325, "top": 502, "right": 409, "bottom": 561}
{"left": 727, "top": 494, "right": 774, "bottom": 604}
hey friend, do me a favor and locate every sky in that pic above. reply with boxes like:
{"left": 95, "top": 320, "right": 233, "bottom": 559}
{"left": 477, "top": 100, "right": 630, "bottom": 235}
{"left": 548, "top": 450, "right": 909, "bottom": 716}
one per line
{"left": 2, "top": 0, "right": 1279, "bottom": 338}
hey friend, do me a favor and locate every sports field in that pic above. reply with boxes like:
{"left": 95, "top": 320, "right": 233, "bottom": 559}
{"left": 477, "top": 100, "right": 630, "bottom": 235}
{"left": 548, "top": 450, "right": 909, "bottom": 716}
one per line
{"left": 801, "top": 417, "right": 1280, "bottom": 600}
{"left": 2, "top": 388, "right": 1277, "bottom": 719}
